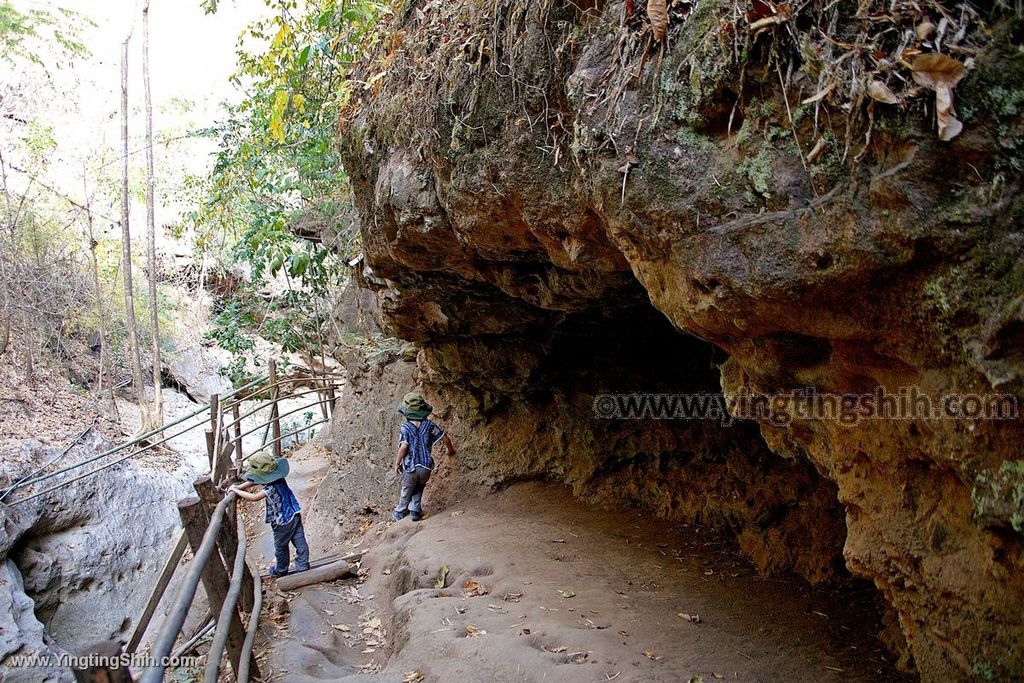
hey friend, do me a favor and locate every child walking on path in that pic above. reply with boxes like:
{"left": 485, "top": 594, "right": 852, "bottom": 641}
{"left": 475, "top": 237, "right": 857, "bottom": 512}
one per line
{"left": 393, "top": 392, "right": 455, "bottom": 522}
{"left": 230, "top": 451, "right": 310, "bottom": 577}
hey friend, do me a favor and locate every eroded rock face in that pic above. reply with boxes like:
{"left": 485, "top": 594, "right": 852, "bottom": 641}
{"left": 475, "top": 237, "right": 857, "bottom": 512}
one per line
{"left": 336, "top": 1, "right": 1024, "bottom": 678}
{"left": 0, "top": 508, "right": 69, "bottom": 682}
{"left": 0, "top": 434, "right": 205, "bottom": 665}
{"left": 309, "top": 345, "right": 418, "bottom": 542}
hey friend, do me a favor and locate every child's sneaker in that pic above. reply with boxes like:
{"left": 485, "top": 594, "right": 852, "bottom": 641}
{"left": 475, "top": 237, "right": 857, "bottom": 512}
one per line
{"left": 268, "top": 566, "right": 289, "bottom": 578}
{"left": 293, "top": 564, "right": 310, "bottom": 573}
{"left": 410, "top": 513, "right": 423, "bottom": 522}
{"left": 392, "top": 511, "right": 406, "bottom": 521}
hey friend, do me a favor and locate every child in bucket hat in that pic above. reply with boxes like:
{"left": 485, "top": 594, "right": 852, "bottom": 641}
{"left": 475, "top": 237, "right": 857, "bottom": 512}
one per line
{"left": 230, "top": 451, "right": 310, "bottom": 577}
{"left": 392, "top": 391, "right": 456, "bottom": 522}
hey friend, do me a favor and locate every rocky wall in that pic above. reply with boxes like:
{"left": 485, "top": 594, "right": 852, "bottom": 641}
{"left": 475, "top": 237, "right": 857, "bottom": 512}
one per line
{"left": 333, "top": 1, "right": 1024, "bottom": 678}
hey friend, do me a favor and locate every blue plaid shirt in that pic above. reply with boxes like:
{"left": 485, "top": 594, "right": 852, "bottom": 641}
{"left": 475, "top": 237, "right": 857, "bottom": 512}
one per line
{"left": 263, "top": 480, "right": 301, "bottom": 527}
{"left": 399, "top": 419, "right": 445, "bottom": 472}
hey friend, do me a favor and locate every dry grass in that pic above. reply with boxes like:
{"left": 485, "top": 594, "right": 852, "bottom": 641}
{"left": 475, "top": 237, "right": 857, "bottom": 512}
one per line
{"left": 342, "top": 0, "right": 1016, "bottom": 171}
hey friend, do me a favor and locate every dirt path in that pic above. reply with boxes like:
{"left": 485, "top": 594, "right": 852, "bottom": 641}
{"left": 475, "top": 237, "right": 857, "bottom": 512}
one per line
{"left": 257, "top": 479, "right": 908, "bottom": 682}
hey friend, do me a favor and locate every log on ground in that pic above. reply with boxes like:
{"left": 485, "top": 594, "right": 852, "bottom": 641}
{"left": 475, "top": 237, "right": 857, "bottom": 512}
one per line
{"left": 274, "top": 560, "right": 352, "bottom": 591}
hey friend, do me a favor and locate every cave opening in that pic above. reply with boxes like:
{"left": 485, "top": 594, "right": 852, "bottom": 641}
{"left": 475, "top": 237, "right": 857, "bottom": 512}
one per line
{"left": 517, "top": 295, "right": 850, "bottom": 585}
{"left": 459, "top": 285, "right": 914, "bottom": 664}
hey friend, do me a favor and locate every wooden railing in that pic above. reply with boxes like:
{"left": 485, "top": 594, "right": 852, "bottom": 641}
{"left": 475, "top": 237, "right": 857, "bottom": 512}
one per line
{"left": 57, "top": 360, "right": 346, "bottom": 682}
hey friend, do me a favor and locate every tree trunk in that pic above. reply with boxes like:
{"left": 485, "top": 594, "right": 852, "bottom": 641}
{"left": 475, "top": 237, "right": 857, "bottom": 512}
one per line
{"left": 0, "top": 151, "right": 13, "bottom": 358}
{"left": 142, "top": 0, "right": 162, "bottom": 425}
{"left": 82, "top": 170, "right": 107, "bottom": 400}
{"left": 0, "top": 253, "right": 10, "bottom": 358}
{"left": 120, "top": 31, "right": 151, "bottom": 434}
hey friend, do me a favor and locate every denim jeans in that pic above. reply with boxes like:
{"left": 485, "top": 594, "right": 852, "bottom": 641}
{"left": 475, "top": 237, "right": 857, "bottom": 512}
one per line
{"left": 394, "top": 468, "right": 431, "bottom": 518}
{"left": 271, "top": 513, "right": 310, "bottom": 573}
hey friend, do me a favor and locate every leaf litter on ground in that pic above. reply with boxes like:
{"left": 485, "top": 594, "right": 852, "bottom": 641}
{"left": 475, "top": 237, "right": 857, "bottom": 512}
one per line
{"left": 435, "top": 565, "right": 449, "bottom": 589}
{"left": 462, "top": 580, "right": 488, "bottom": 597}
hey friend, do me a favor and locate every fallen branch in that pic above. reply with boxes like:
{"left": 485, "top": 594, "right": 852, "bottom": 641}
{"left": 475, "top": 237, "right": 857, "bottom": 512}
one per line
{"left": 274, "top": 560, "right": 353, "bottom": 591}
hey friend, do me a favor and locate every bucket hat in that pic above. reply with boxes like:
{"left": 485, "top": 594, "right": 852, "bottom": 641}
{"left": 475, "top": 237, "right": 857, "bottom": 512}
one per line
{"left": 243, "top": 451, "right": 290, "bottom": 484}
{"left": 398, "top": 391, "right": 433, "bottom": 420}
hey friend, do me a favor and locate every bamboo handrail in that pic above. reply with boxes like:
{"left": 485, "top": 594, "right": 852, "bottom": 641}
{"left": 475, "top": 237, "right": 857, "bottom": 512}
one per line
{"left": 237, "top": 550, "right": 262, "bottom": 683}
{"left": 6, "top": 375, "right": 341, "bottom": 505}
{"left": 228, "top": 383, "right": 343, "bottom": 427}
{"left": 218, "top": 373, "right": 345, "bottom": 412}
{"left": 233, "top": 398, "right": 335, "bottom": 442}
{"left": 204, "top": 514, "right": 248, "bottom": 683}
{"left": 3, "top": 374, "right": 267, "bottom": 495}
{"left": 239, "top": 417, "right": 330, "bottom": 465}
{"left": 140, "top": 491, "right": 236, "bottom": 683}
{"left": 125, "top": 530, "right": 189, "bottom": 654}
{"left": 9, "top": 417, "right": 211, "bottom": 507}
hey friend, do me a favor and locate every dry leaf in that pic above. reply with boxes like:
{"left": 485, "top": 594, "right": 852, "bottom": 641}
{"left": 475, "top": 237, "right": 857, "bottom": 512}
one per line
{"left": 546, "top": 645, "right": 568, "bottom": 653}
{"left": 463, "top": 580, "right": 488, "bottom": 597}
{"left": 916, "top": 21, "right": 936, "bottom": 41}
{"left": 643, "top": 650, "right": 661, "bottom": 661}
{"left": 911, "top": 53, "right": 967, "bottom": 89}
{"left": 465, "top": 625, "right": 486, "bottom": 637}
{"left": 435, "top": 565, "right": 449, "bottom": 589}
{"left": 332, "top": 624, "right": 350, "bottom": 632}
{"left": 503, "top": 592, "right": 524, "bottom": 602}
{"left": 934, "top": 84, "right": 963, "bottom": 141}
{"left": 688, "top": 678, "right": 704, "bottom": 683}
{"left": 403, "top": 672, "right": 424, "bottom": 683}
{"left": 867, "top": 80, "right": 899, "bottom": 105}
{"left": 560, "top": 590, "right": 576, "bottom": 599}
{"left": 569, "top": 652, "right": 589, "bottom": 663}
{"left": 911, "top": 53, "right": 968, "bottom": 141}
{"left": 677, "top": 612, "right": 701, "bottom": 623}
{"left": 647, "top": 0, "right": 668, "bottom": 41}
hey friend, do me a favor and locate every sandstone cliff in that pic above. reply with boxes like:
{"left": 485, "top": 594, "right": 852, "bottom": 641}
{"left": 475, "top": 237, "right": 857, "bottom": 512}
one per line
{"left": 333, "top": 1, "right": 1024, "bottom": 678}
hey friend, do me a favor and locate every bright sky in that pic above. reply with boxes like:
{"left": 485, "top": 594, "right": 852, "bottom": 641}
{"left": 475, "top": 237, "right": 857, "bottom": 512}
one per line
{"left": 47, "top": 0, "right": 265, "bottom": 119}
{"left": 10, "top": 0, "right": 267, "bottom": 242}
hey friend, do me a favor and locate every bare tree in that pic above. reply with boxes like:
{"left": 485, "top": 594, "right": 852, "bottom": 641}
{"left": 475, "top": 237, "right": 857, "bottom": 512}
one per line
{"left": 82, "top": 166, "right": 107, "bottom": 399}
{"left": 0, "top": 149, "right": 12, "bottom": 357}
{"left": 142, "top": 0, "right": 162, "bottom": 424}
{"left": 120, "top": 25, "right": 153, "bottom": 434}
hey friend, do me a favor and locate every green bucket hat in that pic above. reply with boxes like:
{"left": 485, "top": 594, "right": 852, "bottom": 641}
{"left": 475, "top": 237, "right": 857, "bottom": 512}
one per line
{"left": 398, "top": 391, "right": 432, "bottom": 420}
{"left": 243, "top": 451, "right": 290, "bottom": 484}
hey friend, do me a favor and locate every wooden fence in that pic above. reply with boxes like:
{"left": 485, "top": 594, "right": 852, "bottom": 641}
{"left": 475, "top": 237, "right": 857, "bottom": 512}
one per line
{"left": 69, "top": 361, "right": 345, "bottom": 683}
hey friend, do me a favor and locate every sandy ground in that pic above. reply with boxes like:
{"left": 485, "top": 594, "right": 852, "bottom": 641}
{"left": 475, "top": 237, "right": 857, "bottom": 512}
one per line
{"left": 253, "top": 467, "right": 908, "bottom": 683}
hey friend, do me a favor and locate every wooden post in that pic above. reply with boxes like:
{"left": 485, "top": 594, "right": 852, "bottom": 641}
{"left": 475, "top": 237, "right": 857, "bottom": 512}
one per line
{"left": 231, "top": 402, "right": 243, "bottom": 468}
{"left": 205, "top": 429, "right": 215, "bottom": 470}
{"left": 268, "top": 359, "right": 282, "bottom": 457}
{"left": 125, "top": 530, "right": 188, "bottom": 654}
{"left": 177, "top": 496, "right": 253, "bottom": 678}
{"left": 71, "top": 640, "right": 133, "bottom": 682}
{"left": 210, "top": 393, "right": 224, "bottom": 482}
{"left": 213, "top": 427, "right": 233, "bottom": 487}
{"left": 193, "top": 476, "right": 255, "bottom": 613}
{"left": 210, "top": 393, "right": 220, "bottom": 437}
{"left": 326, "top": 383, "right": 337, "bottom": 418}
